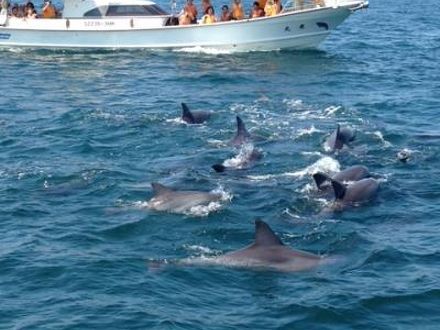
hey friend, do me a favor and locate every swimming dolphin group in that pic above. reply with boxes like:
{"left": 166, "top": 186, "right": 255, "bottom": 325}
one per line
{"left": 148, "top": 109, "right": 261, "bottom": 215}
{"left": 313, "top": 165, "right": 370, "bottom": 190}
{"left": 145, "top": 104, "right": 385, "bottom": 273}
{"left": 314, "top": 125, "right": 380, "bottom": 209}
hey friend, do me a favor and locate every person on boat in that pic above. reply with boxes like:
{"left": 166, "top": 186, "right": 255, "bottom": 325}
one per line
{"left": 41, "top": 0, "right": 56, "bottom": 18}
{"left": 10, "top": 4, "right": 19, "bottom": 17}
{"left": 275, "top": 0, "right": 282, "bottom": 13}
{"left": 25, "top": 2, "right": 37, "bottom": 18}
{"left": 201, "top": 0, "right": 211, "bottom": 14}
{"left": 201, "top": 6, "right": 216, "bottom": 24}
{"left": 1, "top": 0, "right": 8, "bottom": 13}
{"left": 230, "top": 0, "right": 244, "bottom": 20}
{"left": 249, "top": 1, "right": 264, "bottom": 18}
{"left": 219, "top": 5, "right": 231, "bottom": 21}
{"left": 257, "top": 0, "right": 267, "bottom": 12}
{"left": 264, "top": 0, "right": 279, "bottom": 16}
{"left": 184, "top": 0, "right": 197, "bottom": 24}
{"left": 179, "top": 8, "right": 192, "bottom": 25}
{"left": 17, "top": 4, "right": 25, "bottom": 17}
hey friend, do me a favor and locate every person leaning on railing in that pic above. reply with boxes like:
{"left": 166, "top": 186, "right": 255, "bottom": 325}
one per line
{"left": 249, "top": 1, "right": 264, "bottom": 18}
{"left": 264, "top": 0, "right": 278, "bottom": 16}
{"left": 184, "top": 0, "right": 197, "bottom": 23}
{"left": 230, "top": 0, "right": 244, "bottom": 20}
{"left": 42, "top": 0, "right": 56, "bottom": 18}
{"left": 201, "top": 0, "right": 211, "bottom": 14}
{"left": 200, "top": 5, "right": 216, "bottom": 24}
{"left": 179, "top": 7, "right": 192, "bottom": 25}
{"left": 220, "top": 4, "right": 232, "bottom": 21}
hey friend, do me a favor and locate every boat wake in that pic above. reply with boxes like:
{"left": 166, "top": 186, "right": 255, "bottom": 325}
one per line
{"left": 173, "top": 46, "right": 233, "bottom": 55}
{"left": 248, "top": 156, "right": 340, "bottom": 181}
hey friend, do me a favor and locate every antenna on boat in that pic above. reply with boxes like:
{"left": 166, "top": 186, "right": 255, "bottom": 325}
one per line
{"left": 171, "top": 0, "right": 178, "bottom": 15}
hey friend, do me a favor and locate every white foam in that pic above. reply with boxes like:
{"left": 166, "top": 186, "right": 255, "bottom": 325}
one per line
{"left": 132, "top": 201, "right": 150, "bottom": 209}
{"left": 183, "top": 245, "right": 217, "bottom": 255}
{"left": 298, "top": 183, "right": 315, "bottom": 194}
{"left": 284, "top": 156, "right": 340, "bottom": 179}
{"left": 165, "top": 117, "right": 186, "bottom": 124}
{"left": 173, "top": 46, "right": 233, "bottom": 55}
{"left": 283, "top": 98, "right": 303, "bottom": 108}
{"left": 223, "top": 144, "right": 259, "bottom": 169}
{"left": 89, "top": 110, "right": 126, "bottom": 122}
{"left": 296, "top": 125, "right": 321, "bottom": 137}
{"left": 373, "top": 131, "right": 393, "bottom": 147}
{"left": 323, "top": 105, "right": 342, "bottom": 116}
{"left": 301, "top": 151, "right": 323, "bottom": 157}
{"left": 282, "top": 208, "right": 302, "bottom": 219}
{"left": 207, "top": 139, "right": 228, "bottom": 148}
{"left": 247, "top": 173, "right": 277, "bottom": 181}
{"left": 248, "top": 157, "right": 340, "bottom": 181}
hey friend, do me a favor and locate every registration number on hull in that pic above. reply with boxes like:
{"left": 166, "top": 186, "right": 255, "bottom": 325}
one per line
{"left": 84, "top": 21, "right": 115, "bottom": 27}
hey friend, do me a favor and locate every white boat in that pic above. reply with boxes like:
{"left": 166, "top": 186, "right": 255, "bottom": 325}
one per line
{"left": 0, "top": 0, "right": 368, "bottom": 52}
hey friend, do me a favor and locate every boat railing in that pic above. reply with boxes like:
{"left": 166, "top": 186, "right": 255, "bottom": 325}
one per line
{"left": 282, "top": 0, "right": 325, "bottom": 13}
{"left": 282, "top": 0, "right": 368, "bottom": 12}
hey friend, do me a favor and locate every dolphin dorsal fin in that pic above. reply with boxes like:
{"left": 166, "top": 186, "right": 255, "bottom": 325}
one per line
{"left": 254, "top": 219, "right": 284, "bottom": 246}
{"left": 151, "top": 182, "right": 173, "bottom": 196}
{"left": 332, "top": 124, "right": 344, "bottom": 150}
{"left": 212, "top": 164, "right": 226, "bottom": 173}
{"left": 313, "top": 172, "right": 331, "bottom": 189}
{"left": 236, "top": 116, "right": 251, "bottom": 139}
{"left": 330, "top": 179, "right": 346, "bottom": 200}
{"left": 335, "top": 124, "right": 341, "bottom": 139}
{"left": 181, "top": 103, "right": 195, "bottom": 123}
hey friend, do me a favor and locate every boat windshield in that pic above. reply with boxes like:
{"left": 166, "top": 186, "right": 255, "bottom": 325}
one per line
{"left": 84, "top": 5, "right": 169, "bottom": 17}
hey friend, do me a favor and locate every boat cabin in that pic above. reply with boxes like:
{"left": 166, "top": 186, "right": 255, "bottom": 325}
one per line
{"left": 62, "top": 0, "right": 169, "bottom": 18}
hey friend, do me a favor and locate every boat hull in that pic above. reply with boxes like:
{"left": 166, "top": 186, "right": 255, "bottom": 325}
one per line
{"left": 0, "top": 6, "right": 355, "bottom": 52}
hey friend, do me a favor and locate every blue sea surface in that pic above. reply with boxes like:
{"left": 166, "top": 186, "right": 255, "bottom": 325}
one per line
{"left": 1, "top": 0, "right": 440, "bottom": 329}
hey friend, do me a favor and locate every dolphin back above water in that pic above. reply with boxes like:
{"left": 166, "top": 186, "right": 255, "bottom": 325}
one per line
{"left": 147, "top": 183, "right": 222, "bottom": 213}
{"left": 230, "top": 116, "right": 251, "bottom": 146}
{"left": 313, "top": 165, "right": 370, "bottom": 190}
{"left": 182, "top": 220, "right": 324, "bottom": 272}
{"left": 212, "top": 144, "right": 263, "bottom": 173}
{"left": 325, "top": 124, "right": 356, "bottom": 151}
{"left": 181, "top": 103, "right": 211, "bottom": 124}
{"left": 331, "top": 177, "right": 379, "bottom": 206}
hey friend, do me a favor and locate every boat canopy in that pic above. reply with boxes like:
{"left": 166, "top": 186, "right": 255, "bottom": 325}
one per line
{"left": 62, "top": 0, "right": 169, "bottom": 18}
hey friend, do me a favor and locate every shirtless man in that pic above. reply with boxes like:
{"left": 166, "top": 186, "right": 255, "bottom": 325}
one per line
{"left": 179, "top": 9, "right": 192, "bottom": 25}
{"left": 184, "top": 0, "right": 197, "bottom": 23}
{"left": 220, "top": 5, "right": 232, "bottom": 21}
{"left": 249, "top": 1, "right": 264, "bottom": 18}
{"left": 231, "top": 0, "right": 244, "bottom": 20}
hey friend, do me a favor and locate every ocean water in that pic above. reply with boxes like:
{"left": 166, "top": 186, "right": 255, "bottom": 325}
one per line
{"left": 1, "top": 0, "right": 440, "bottom": 329}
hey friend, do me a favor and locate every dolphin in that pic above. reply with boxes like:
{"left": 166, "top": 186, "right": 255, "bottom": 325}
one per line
{"left": 313, "top": 165, "right": 370, "bottom": 190}
{"left": 325, "top": 124, "right": 356, "bottom": 151}
{"left": 329, "top": 177, "right": 379, "bottom": 208}
{"left": 180, "top": 219, "right": 325, "bottom": 272}
{"left": 212, "top": 144, "right": 263, "bottom": 173}
{"left": 147, "top": 183, "right": 222, "bottom": 213}
{"left": 181, "top": 103, "right": 211, "bottom": 124}
{"left": 230, "top": 116, "right": 252, "bottom": 146}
